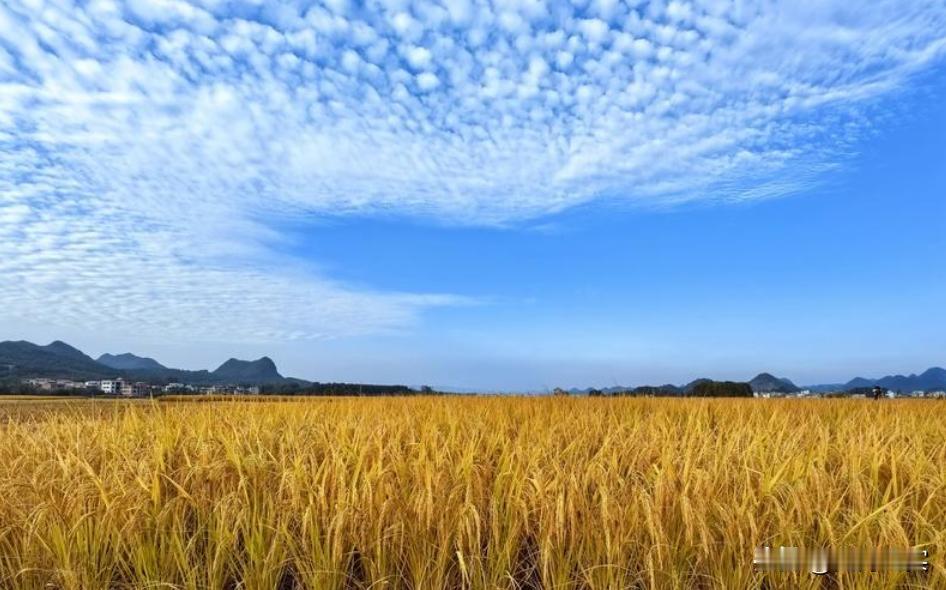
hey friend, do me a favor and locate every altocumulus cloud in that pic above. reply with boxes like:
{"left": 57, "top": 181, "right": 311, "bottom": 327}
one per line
{"left": 1, "top": 0, "right": 945, "bottom": 341}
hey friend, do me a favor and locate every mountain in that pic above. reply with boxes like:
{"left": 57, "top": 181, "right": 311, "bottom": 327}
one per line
{"left": 97, "top": 353, "right": 167, "bottom": 371}
{"left": 914, "top": 367, "right": 946, "bottom": 389}
{"left": 212, "top": 357, "right": 283, "bottom": 383}
{"left": 845, "top": 377, "right": 875, "bottom": 389}
{"left": 749, "top": 373, "right": 800, "bottom": 393}
{"left": 842, "top": 367, "right": 946, "bottom": 392}
{"left": 0, "top": 340, "right": 114, "bottom": 379}
{"left": 44, "top": 340, "right": 96, "bottom": 362}
{"left": 683, "top": 378, "right": 712, "bottom": 394}
{"left": 1, "top": 339, "right": 300, "bottom": 385}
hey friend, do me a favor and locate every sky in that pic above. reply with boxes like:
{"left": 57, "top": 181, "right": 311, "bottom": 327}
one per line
{"left": 1, "top": 0, "right": 945, "bottom": 391}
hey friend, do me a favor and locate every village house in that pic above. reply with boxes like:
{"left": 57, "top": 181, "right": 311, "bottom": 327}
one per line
{"left": 99, "top": 379, "right": 123, "bottom": 394}
{"left": 26, "top": 378, "right": 84, "bottom": 391}
{"left": 120, "top": 381, "right": 150, "bottom": 397}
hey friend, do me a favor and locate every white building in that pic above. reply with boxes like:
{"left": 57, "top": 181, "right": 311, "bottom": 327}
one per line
{"left": 99, "top": 379, "right": 123, "bottom": 394}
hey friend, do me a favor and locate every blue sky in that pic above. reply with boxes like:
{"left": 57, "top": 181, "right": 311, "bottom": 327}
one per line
{"left": 1, "top": 0, "right": 944, "bottom": 390}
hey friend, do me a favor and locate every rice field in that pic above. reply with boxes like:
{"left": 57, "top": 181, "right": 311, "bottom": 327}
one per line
{"left": 0, "top": 396, "right": 943, "bottom": 589}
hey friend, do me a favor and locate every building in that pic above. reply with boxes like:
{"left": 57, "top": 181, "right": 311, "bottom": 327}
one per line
{"left": 26, "top": 378, "right": 55, "bottom": 391}
{"left": 99, "top": 379, "right": 123, "bottom": 394}
{"left": 196, "top": 384, "right": 262, "bottom": 395}
{"left": 120, "top": 381, "right": 149, "bottom": 397}
{"left": 26, "top": 378, "right": 84, "bottom": 391}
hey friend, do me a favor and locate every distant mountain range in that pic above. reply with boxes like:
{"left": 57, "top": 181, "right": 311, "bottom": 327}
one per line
{"left": 3, "top": 339, "right": 944, "bottom": 394}
{"left": 0, "top": 340, "right": 298, "bottom": 385}
{"left": 570, "top": 368, "right": 945, "bottom": 395}
{"left": 815, "top": 367, "right": 946, "bottom": 393}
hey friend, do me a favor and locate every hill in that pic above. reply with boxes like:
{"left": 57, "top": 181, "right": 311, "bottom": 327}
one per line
{"left": 843, "top": 367, "right": 946, "bottom": 392}
{"left": 749, "top": 373, "right": 800, "bottom": 393}
{"left": 630, "top": 384, "right": 682, "bottom": 396}
{"left": 689, "top": 380, "right": 754, "bottom": 397}
{"left": 683, "top": 378, "right": 712, "bottom": 394}
{"left": 0, "top": 339, "right": 301, "bottom": 386}
{"left": 0, "top": 340, "right": 114, "bottom": 379}
{"left": 212, "top": 357, "right": 284, "bottom": 384}
{"left": 97, "top": 353, "right": 167, "bottom": 371}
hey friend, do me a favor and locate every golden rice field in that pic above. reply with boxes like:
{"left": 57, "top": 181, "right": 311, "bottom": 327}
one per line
{"left": 0, "top": 397, "right": 943, "bottom": 589}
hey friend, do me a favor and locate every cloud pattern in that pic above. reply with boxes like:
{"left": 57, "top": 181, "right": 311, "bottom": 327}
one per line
{"left": 1, "top": 0, "right": 945, "bottom": 341}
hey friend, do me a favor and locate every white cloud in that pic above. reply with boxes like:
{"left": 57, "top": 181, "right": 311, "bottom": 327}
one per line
{"left": 577, "top": 18, "right": 610, "bottom": 45}
{"left": 0, "top": 0, "right": 944, "bottom": 343}
{"left": 416, "top": 71, "right": 440, "bottom": 90}
{"left": 404, "top": 45, "right": 433, "bottom": 69}
{"left": 443, "top": 0, "right": 472, "bottom": 25}
{"left": 390, "top": 12, "right": 420, "bottom": 39}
